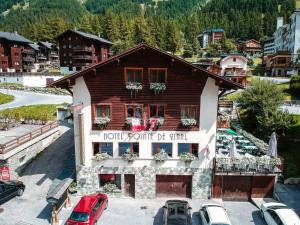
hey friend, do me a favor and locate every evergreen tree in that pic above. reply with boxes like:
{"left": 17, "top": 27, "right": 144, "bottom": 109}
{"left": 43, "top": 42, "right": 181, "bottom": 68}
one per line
{"left": 165, "top": 21, "right": 181, "bottom": 54}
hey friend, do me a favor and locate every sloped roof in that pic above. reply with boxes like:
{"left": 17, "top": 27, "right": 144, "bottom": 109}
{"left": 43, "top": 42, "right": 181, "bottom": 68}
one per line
{"left": 0, "top": 31, "right": 32, "bottom": 43}
{"left": 39, "top": 41, "right": 54, "bottom": 49}
{"left": 29, "top": 43, "right": 40, "bottom": 51}
{"left": 50, "top": 43, "right": 243, "bottom": 90}
{"left": 56, "top": 29, "right": 113, "bottom": 45}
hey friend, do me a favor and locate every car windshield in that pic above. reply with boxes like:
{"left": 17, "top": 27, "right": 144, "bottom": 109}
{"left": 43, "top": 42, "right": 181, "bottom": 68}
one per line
{"left": 70, "top": 212, "right": 89, "bottom": 222}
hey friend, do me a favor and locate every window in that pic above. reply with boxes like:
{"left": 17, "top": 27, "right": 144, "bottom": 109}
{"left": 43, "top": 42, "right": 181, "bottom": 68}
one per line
{"left": 14, "top": 52, "right": 19, "bottom": 56}
{"left": 178, "top": 143, "right": 198, "bottom": 157}
{"left": 233, "top": 58, "right": 236, "bottom": 62}
{"left": 68, "top": 37, "right": 72, "bottom": 41}
{"left": 202, "top": 208, "right": 210, "bottom": 223}
{"left": 69, "top": 53, "right": 72, "bottom": 56}
{"left": 93, "top": 142, "right": 113, "bottom": 156}
{"left": 14, "top": 62, "right": 19, "bottom": 65}
{"left": 63, "top": 53, "right": 66, "bottom": 56}
{"left": 125, "top": 68, "right": 143, "bottom": 83}
{"left": 63, "top": 45, "right": 66, "bottom": 49}
{"left": 126, "top": 104, "right": 142, "bottom": 119}
{"left": 152, "top": 143, "right": 172, "bottom": 157}
{"left": 149, "top": 105, "right": 165, "bottom": 118}
{"left": 119, "top": 143, "right": 139, "bottom": 156}
{"left": 99, "top": 174, "right": 121, "bottom": 189}
{"left": 181, "top": 105, "right": 198, "bottom": 120}
{"left": 69, "top": 44, "right": 72, "bottom": 48}
{"left": 94, "top": 104, "right": 111, "bottom": 118}
{"left": 149, "top": 68, "right": 167, "bottom": 83}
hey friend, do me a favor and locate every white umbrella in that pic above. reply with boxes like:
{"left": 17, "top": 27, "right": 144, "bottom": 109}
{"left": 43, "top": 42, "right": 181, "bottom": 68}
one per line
{"left": 229, "top": 140, "right": 236, "bottom": 158}
{"left": 267, "top": 132, "right": 277, "bottom": 157}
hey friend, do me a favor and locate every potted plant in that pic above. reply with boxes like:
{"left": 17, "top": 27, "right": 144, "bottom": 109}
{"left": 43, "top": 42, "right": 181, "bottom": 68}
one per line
{"left": 181, "top": 118, "right": 197, "bottom": 127}
{"left": 149, "top": 82, "right": 166, "bottom": 94}
{"left": 122, "top": 148, "right": 137, "bottom": 162}
{"left": 126, "top": 82, "right": 142, "bottom": 97}
{"left": 180, "top": 152, "right": 196, "bottom": 166}
{"left": 94, "top": 116, "right": 111, "bottom": 129}
{"left": 148, "top": 117, "right": 164, "bottom": 128}
{"left": 153, "top": 149, "right": 168, "bottom": 162}
{"left": 94, "top": 152, "right": 111, "bottom": 161}
{"left": 68, "top": 181, "right": 77, "bottom": 194}
{"left": 269, "top": 157, "right": 281, "bottom": 171}
{"left": 103, "top": 183, "right": 117, "bottom": 193}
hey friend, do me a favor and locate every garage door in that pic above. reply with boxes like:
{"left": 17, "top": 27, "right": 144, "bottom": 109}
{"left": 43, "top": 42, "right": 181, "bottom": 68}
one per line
{"left": 156, "top": 175, "right": 192, "bottom": 198}
{"left": 222, "top": 176, "right": 251, "bottom": 201}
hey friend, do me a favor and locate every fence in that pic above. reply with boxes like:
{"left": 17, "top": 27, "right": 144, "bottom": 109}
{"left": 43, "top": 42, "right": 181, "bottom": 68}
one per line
{"left": 0, "top": 121, "right": 59, "bottom": 154}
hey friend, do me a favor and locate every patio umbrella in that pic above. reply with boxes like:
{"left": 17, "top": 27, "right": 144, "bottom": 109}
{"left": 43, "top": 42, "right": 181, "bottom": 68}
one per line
{"left": 229, "top": 140, "right": 236, "bottom": 158}
{"left": 226, "top": 129, "right": 237, "bottom": 136}
{"left": 267, "top": 132, "right": 277, "bottom": 157}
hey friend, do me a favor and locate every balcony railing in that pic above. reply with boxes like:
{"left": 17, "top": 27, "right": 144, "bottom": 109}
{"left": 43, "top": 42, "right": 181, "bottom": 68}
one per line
{"left": 23, "top": 56, "right": 35, "bottom": 62}
{"left": 213, "top": 156, "right": 283, "bottom": 175}
{"left": 23, "top": 65, "right": 34, "bottom": 70}
{"left": 73, "top": 55, "right": 93, "bottom": 60}
{"left": 73, "top": 46, "right": 93, "bottom": 52}
{"left": 22, "top": 48, "right": 35, "bottom": 54}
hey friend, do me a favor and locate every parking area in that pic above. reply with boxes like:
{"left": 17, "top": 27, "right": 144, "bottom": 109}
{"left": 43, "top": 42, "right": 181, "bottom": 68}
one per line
{"left": 61, "top": 197, "right": 266, "bottom": 225}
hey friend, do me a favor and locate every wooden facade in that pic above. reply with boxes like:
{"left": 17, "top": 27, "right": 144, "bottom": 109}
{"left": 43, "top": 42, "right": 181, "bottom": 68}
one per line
{"left": 56, "top": 29, "right": 112, "bottom": 72}
{"left": 238, "top": 39, "right": 262, "bottom": 55}
{"left": 0, "top": 33, "right": 35, "bottom": 73}
{"left": 84, "top": 50, "right": 208, "bottom": 131}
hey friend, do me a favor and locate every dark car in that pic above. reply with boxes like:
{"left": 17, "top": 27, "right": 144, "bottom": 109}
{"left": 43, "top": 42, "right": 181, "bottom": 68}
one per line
{"left": 162, "top": 200, "right": 192, "bottom": 225}
{"left": 67, "top": 193, "right": 108, "bottom": 225}
{"left": 0, "top": 180, "right": 25, "bottom": 204}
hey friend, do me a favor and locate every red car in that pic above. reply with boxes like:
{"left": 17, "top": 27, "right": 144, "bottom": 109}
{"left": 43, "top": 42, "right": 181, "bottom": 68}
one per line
{"left": 67, "top": 193, "right": 108, "bottom": 225}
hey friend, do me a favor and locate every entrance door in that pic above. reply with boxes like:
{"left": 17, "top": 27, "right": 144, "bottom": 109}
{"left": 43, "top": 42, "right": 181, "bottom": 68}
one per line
{"left": 156, "top": 175, "right": 192, "bottom": 198}
{"left": 124, "top": 174, "right": 135, "bottom": 198}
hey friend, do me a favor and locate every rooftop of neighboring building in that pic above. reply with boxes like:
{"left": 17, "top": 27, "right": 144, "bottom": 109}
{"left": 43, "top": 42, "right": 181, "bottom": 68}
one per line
{"left": 39, "top": 41, "right": 55, "bottom": 49}
{"left": 29, "top": 43, "right": 40, "bottom": 51}
{"left": 56, "top": 29, "right": 113, "bottom": 46}
{"left": 0, "top": 31, "right": 32, "bottom": 44}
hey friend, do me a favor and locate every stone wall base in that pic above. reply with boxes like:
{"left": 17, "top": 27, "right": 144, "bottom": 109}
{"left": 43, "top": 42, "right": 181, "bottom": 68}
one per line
{"left": 76, "top": 165, "right": 212, "bottom": 199}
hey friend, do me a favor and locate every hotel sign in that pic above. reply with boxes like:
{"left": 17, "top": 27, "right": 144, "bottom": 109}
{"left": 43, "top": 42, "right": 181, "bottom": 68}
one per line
{"left": 103, "top": 132, "right": 189, "bottom": 142}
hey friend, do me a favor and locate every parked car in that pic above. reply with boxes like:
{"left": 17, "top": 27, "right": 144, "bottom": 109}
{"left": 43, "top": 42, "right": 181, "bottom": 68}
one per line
{"left": 260, "top": 202, "right": 300, "bottom": 225}
{"left": 0, "top": 180, "right": 25, "bottom": 205}
{"left": 162, "top": 200, "right": 192, "bottom": 225}
{"left": 199, "top": 203, "right": 232, "bottom": 225}
{"left": 67, "top": 193, "right": 108, "bottom": 225}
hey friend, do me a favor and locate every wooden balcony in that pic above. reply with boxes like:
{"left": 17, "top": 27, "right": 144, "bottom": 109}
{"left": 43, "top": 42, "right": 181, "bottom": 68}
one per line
{"left": 73, "top": 55, "right": 93, "bottom": 60}
{"left": 23, "top": 56, "right": 35, "bottom": 62}
{"left": 73, "top": 46, "right": 93, "bottom": 52}
{"left": 22, "top": 48, "right": 35, "bottom": 54}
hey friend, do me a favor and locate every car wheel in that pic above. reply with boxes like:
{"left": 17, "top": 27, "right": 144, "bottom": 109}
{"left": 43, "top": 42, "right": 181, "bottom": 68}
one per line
{"left": 17, "top": 188, "right": 24, "bottom": 196}
{"left": 105, "top": 202, "right": 108, "bottom": 210}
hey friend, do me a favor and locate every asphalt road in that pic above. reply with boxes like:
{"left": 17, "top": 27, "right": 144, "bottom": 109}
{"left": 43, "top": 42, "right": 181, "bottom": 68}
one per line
{"left": 0, "top": 124, "right": 75, "bottom": 225}
{"left": 0, "top": 89, "right": 72, "bottom": 110}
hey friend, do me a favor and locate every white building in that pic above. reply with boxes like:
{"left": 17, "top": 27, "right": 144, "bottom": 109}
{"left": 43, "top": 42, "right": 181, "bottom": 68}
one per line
{"left": 0, "top": 73, "right": 63, "bottom": 87}
{"left": 51, "top": 44, "right": 241, "bottom": 199}
{"left": 263, "top": 37, "right": 275, "bottom": 55}
{"left": 274, "top": 11, "right": 300, "bottom": 61}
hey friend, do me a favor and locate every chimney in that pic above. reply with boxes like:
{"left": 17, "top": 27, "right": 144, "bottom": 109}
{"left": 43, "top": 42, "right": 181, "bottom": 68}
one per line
{"left": 276, "top": 17, "right": 283, "bottom": 29}
{"left": 14, "top": 31, "right": 18, "bottom": 35}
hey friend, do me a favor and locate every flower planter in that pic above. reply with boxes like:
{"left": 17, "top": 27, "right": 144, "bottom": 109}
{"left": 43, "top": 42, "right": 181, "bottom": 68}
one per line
{"left": 181, "top": 118, "right": 197, "bottom": 127}
{"left": 180, "top": 152, "right": 196, "bottom": 164}
{"left": 122, "top": 149, "right": 137, "bottom": 162}
{"left": 153, "top": 150, "right": 168, "bottom": 163}
{"left": 126, "top": 82, "right": 142, "bottom": 97}
{"left": 94, "top": 152, "right": 111, "bottom": 161}
{"left": 94, "top": 117, "right": 111, "bottom": 129}
{"left": 149, "top": 83, "right": 166, "bottom": 94}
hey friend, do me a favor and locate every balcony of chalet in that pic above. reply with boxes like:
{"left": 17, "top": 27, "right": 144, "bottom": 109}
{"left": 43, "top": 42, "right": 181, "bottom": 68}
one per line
{"left": 23, "top": 56, "right": 35, "bottom": 62}
{"left": 73, "top": 46, "right": 93, "bottom": 52}
{"left": 73, "top": 55, "right": 93, "bottom": 60}
{"left": 22, "top": 48, "right": 35, "bottom": 54}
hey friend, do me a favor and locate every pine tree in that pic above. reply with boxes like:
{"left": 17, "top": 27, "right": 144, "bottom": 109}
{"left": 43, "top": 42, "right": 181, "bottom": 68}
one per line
{"left": 165, "top": 21, "right": 181, "bottom": 54}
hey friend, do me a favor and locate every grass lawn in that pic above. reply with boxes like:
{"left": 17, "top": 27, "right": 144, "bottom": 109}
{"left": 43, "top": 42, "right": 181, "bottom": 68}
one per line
{"left": 0, "top": 104, "right": 58, "bottom": 121}
{"left": 277, "top": 82, "right": 300, "bottom": 100}
{"left": 0, "top": 92, "right": 15, "bottom": 105}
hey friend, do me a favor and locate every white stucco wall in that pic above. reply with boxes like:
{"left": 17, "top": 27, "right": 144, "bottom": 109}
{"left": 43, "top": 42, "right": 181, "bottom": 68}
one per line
{"left": 0, "top": 75, "right": 63, "bottom": 87}
{"left": 72, "top": 76, "right": 219, "bottom": 169}
{"left": 220, "top": 56, "right": 248, "bottom": 76}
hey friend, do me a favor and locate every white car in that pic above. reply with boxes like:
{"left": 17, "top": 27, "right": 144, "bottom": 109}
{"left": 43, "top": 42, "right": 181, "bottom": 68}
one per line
{"left": 199, "top": 203, "right": 232, "bottom": 225}
{"left": 260, "top": 202, "right": 300, "bottom": 225}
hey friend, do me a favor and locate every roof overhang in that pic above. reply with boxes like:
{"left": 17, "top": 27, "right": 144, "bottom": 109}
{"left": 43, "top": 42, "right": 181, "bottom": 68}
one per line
{"left": 50, "top": 44, "right": 244, "bottom": 90}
